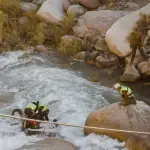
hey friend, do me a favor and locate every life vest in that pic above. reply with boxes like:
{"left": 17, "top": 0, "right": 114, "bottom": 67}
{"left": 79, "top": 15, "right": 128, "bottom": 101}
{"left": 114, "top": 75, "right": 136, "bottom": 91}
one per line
{"left": 39, "top": 104, "right": 48, "bottom": 112}
{"left": 120, "top": 86, "right": 134, "bottom": 98}
{"left": 25, "top": 103, "right": 37, "bottom": 111}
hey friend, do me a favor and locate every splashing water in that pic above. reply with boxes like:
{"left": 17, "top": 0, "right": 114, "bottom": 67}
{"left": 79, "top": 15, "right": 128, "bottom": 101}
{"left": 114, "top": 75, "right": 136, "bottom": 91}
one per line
{"left": 0, "top": 51, "right": 126, "bottom": 150}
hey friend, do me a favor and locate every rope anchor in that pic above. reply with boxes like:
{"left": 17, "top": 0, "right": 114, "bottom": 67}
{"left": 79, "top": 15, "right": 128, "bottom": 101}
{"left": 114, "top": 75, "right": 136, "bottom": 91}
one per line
{"left": 0, "top": 113, "right": 150, "bottom": 135}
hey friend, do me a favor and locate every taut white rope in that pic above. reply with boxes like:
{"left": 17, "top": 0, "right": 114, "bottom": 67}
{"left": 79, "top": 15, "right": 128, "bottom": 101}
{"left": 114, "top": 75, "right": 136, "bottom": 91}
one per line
{"left": 0, "top": 113, "right": 150, "bottom": 135}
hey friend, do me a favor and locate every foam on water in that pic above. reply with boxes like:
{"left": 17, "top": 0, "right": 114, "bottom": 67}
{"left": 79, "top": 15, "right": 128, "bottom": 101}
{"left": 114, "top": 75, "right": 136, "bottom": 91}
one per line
{"left": 0, "top": 51, "right": 126, "bottom": 150}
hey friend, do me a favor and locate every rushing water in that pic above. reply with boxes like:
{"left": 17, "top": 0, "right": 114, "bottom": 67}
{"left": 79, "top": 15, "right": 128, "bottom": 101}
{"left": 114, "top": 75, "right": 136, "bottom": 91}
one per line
{"left": 0, "top": 51, "right": 127, "bottom": 150}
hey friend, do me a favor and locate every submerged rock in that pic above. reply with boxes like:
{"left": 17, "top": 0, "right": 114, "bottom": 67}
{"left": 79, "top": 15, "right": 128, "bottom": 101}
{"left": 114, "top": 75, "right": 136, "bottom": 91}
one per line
{"left": 17, "top": 138, "right": 76, "bottom": 150}
{"left": 0, "top": 92, "right": 15, "bottom": 103}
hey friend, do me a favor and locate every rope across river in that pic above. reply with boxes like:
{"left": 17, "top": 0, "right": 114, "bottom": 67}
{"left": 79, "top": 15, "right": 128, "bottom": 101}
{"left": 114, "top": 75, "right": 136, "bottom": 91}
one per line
{"left": 0, "top": 114, "right": 150, "bottom": 135}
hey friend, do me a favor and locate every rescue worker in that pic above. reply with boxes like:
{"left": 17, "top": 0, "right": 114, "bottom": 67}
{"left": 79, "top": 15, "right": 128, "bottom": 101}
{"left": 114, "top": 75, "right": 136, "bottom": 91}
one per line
{"left": 38, "top": 103, "right": 49, "bottom": 121}
{"left": 23, "top": 101, "right": 49, "bottom": 131}
{"left": 113, "top": 83, "right": 136, "bottom": 106}
{"left": 24, "top": 101, "right": 49, "bottom": 121}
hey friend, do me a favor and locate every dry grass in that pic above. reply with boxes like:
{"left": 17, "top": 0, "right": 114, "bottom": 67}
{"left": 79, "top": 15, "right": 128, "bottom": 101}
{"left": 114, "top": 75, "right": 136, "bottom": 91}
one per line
{"left": 0, "top": 0, "right": 22, "bottom": 18}
{"left": 59, "top": 37, "right": 83, "bottom": 56}
{"left": 1, "top": 2, "right": 76, "bottom": 55}
{"left": 127, "top": 13, "right": 150, "bottom": 49}
{"left": 46, "top": 14, "right": 75, "bottom": 45}
{"left": 99, "top": 0, "right": 117, "bottom": 6}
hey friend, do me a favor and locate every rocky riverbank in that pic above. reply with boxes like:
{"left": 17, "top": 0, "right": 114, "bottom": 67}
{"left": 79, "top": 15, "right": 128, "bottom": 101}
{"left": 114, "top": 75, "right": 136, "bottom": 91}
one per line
{"left": 0, "top": 0, "right": 150, "bottom": 83}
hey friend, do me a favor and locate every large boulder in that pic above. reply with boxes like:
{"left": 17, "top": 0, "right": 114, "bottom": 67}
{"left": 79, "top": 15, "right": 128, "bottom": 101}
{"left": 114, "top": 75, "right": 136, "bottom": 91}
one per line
{"left": 67, "top": 4, "right": 86, "bottom": 17}
{"left": 105, "top": 3, "right": 150, "bottom": 57}
{"left": 20, "top": 2, "right": 38, "bottom": 13}
{"left": 73, "top": 10, "right": 129, "bottom": 41}
{"left": 79, "top": 0, "right": 100, "bottom": 9}
{"left": 120, "top": 65, "right": 141, "bottom": 82}
{"left": 138, "top": 61, "right": 150, "bottom": 78}
{"left": 37, "top": 0, "right": 65, "bottom": 24}
{"left": 84, "top": 101, "right": 150, "bottom": 142}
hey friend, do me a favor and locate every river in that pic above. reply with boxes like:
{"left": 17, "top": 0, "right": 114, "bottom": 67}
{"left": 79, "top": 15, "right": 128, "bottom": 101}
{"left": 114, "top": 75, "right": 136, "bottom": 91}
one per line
{"left": 0, "top": 51, "right": 135, "bottom": 150}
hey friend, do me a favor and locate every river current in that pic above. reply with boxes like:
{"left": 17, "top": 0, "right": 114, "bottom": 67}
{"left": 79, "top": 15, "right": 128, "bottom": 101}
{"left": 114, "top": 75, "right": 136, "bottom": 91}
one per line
{"left": 0, "top": 51, "right": 126, "bottom": 150}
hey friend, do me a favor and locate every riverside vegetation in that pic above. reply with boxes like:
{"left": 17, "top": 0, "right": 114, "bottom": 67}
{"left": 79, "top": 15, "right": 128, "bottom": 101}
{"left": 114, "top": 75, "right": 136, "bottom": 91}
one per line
{"left": 0, "top": 0, "right": 82, "bottom": 55}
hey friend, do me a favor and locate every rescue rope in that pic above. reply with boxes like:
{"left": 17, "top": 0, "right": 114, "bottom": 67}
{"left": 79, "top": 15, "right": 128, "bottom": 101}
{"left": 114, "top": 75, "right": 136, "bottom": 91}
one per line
{"left": 0, "top": 114, "right": 150, "bottom": 135}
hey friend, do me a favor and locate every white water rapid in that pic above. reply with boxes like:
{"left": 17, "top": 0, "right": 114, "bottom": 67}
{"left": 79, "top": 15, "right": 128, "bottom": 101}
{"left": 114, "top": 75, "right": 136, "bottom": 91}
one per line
{"left": 0, "top": 51, "right": 127, "bottom": 150}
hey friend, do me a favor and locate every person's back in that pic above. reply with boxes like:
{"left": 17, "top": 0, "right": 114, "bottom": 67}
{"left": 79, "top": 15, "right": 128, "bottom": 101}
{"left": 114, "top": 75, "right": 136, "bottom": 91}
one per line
{"left": 114, "top": 83, "right": 136, "bottom": 106}
{"left": 38, "top": 103, "right": 49, "bottom": 121}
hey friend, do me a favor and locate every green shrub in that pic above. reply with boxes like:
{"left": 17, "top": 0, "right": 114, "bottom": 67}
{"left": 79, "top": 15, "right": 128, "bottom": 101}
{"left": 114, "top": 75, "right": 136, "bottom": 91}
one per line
{"left": 127, "top": 13, "right": 150, "bottom": 49}
{"left": 0, "top": 0, "right": 22, "bottom": 18}
{"left": 47, "top": 14, "right": 75, "bottom": 44}
{"left": 59, "top": 37, "right": 83, "bottom": 56}
{"left": 1, "top": 3, "right": 75, "bottom": 52}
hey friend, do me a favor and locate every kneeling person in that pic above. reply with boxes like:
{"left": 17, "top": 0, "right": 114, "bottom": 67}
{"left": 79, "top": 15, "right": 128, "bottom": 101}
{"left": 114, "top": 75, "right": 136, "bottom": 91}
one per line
{"left": 113, "top": 83, "right": 136, "bottom": 106}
